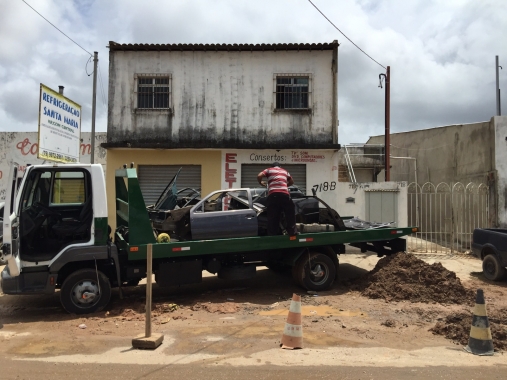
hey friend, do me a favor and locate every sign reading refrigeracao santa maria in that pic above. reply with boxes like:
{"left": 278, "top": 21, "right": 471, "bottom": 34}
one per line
{"left": 37, "top": 84, "right": 81, "bottom": 163}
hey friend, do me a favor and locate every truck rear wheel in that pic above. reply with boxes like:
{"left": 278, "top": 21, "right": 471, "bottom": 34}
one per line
{"left": 482, "top": 254, "right": 506, "bottom": 281}
{"left": 292, "top": 252, "right": 336, "bottom": 291}
{"left": 60, "top": 269, "right": 112, "bottom": 314}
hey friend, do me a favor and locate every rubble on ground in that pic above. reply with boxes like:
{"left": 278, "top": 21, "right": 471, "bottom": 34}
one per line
{"left": 430, "top": 309, "right": 507, "bottom": 351}
{"left": 352, "top": 253, "right": 474, "bottom": 304}
{"left": 191, "top": 302, "right": 240, "bottom": 314}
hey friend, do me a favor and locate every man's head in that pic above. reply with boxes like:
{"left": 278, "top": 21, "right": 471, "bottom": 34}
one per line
{"left": 271, "top": 161, "right": 280, "bottom": 167}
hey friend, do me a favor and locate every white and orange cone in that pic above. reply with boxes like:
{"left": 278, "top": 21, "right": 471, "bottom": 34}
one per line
{"left": 280, "top": 293, "right": 303, "bottom": 349}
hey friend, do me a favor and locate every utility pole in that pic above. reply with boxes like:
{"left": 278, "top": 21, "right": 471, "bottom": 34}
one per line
{"left": 90, "top": 51, "right": 98, "bottom": 164}
{"left": 379, "top": 66, "right": 391, "bottom": 181}
{"left": 496, "top": 56, "right": 502, "bottom": 116}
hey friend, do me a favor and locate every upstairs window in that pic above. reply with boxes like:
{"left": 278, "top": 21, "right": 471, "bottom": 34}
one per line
{"left": 136, "top": 75, "right": 171, "bottom": 109}
{"left": 275, "top": 75, "right": 310, "bottom": 110}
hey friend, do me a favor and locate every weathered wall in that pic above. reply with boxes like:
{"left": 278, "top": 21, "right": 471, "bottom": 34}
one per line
{"left": 221, "top": 149, "right": 339, "bottom": 208}
{"left": 335, "top": 182, "right": 408, "bottom": 227}
{"left": 105, "top": 149, "right": 221, "bottom": 231}
{"left": 107, "top": 50, "right": 337, "bottom": 149}
{"left": 0, "top": 132, "right": 107, "bottom": 201}
{"left": 367, "top": 121, "right": 495, "bottom": 185}
{"left": 494, "top": 116, "right": 507, "bottom": 227}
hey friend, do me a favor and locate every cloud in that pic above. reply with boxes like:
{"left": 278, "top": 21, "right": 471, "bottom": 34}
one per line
{"left": 0, "top": 0, "right": 506, "bottom": 143}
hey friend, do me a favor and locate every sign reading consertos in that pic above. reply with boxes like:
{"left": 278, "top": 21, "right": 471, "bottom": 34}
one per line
{"left": 38, "top": 84, "right": 81, "bottom": 163}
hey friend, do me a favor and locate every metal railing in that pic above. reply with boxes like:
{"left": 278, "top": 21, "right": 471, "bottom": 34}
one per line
{"left": 406, "top": 181, "right": 489, "bottom": 253}
{"left": 342, "top": 144, "right": 384, "bottom": 183}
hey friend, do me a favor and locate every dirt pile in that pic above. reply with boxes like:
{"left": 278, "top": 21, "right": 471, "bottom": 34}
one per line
{"left": 353, "top": 253, "right": 474, "bottom": 304}
{"left": 430, "top": 309, "right": 507, "bottom": 351}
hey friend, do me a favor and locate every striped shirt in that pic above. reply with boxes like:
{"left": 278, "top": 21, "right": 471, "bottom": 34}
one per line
{"left": 260, "top": 167, "right": 292, "bottom": 196}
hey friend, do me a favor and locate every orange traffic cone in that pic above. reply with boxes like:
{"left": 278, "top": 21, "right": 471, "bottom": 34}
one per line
{"left": 280, "top": 293, "right": 303, "bottom": 349}
{"left": 464, "top": 289, "right": 494, "bottom": 356}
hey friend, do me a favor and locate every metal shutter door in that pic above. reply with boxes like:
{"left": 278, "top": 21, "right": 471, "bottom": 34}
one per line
{"left": 241, "top": 164, "right": 307, "bottom": 195}
{"left": 138, "top": 165, "right": 201, "bottom": 206}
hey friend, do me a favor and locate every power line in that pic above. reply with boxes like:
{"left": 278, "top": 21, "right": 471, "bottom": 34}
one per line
{"left": 98, "top": 65, "right": 108, "bottom": 107}
{"left": 307, "top": 0, "right": 386, "bottom": 70}
{"left": 22, "top": 0, "right": 92, "bottom": 56}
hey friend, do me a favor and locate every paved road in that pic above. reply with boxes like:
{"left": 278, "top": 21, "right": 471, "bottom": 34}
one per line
{"left": 1, "top": 356, "right": 506, "bottom": 380}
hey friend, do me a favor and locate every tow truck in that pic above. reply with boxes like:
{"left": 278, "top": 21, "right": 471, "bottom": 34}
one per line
{"left": 1, "top": 162, "right": 417, "bottom": 314}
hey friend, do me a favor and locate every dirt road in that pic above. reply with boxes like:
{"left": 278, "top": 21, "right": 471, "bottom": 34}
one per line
{"left": 1, "top": 250, "right": 506, "bottom": 378}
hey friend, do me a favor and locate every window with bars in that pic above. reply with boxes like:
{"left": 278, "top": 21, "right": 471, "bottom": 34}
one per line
{"left": 136, "top": 76, "right": 171, "bottom": 109}
{"left": 275, "top": 76, "right": 310, "bottom": 109}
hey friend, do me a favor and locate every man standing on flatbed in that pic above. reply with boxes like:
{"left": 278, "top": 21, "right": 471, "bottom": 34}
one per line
{"left": 257, "top": 162, "right": 298, "bottom": 236}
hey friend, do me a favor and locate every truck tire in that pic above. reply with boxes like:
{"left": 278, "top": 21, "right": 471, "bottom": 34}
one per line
{"left": 293, "top": 252, "right": 336, "bottom": 291}
{"left": 60, "top": 269, "right": 112, "bottom": 314}
{"left": 482, "top": 254, "right": 506, "bottom": 281}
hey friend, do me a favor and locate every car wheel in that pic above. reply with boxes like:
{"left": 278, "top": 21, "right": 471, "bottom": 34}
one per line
{"left": 293, "top": 252, "right": 336, "bottom": 291}
{"left": 482, "top": 254, "right": 506, "bottom": 281}
{"left": 60, "top": 268, "right": 111, "bottom": 314}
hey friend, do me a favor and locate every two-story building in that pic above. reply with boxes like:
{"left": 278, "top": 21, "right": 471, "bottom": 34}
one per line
{"left": 103, "top": 41, "right": 341, "bottom": 222}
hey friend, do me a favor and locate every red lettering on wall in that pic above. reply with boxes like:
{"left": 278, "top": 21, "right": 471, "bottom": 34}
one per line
{"left": 81, "top": 144, "right": 91, "bottom": 155}
{"left": 225, "top": 153, "right": 238, "bottom": 188}
{"left": 224, "top": 153, "right": 239, "bottom": 210}
{"left": 225, "top": 153, "right": 237, "bottom": 163}
{"left": 16, "top": 138, "right": 38, "bottom": 156}
{"left": 15, "top": 138, "right": 93, "bottom": 157}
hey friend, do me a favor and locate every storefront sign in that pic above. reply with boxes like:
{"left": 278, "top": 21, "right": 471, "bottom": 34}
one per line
{"left": 38, "top": 84, "right": 81, "bottom": 163}
{"left": 247, "top": 151, "right": 326, "bottom": 164}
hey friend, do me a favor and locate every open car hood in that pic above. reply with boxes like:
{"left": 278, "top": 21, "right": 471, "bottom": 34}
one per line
{"left": 152, "top": 168, "right": 182, "bottom": 210}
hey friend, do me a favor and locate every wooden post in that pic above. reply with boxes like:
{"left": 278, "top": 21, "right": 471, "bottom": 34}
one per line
{"left": 145, "top": 243, "right": 152, "bottom": 338}
{"left": 131, "top": 243, "right": 163, "bottom": 349}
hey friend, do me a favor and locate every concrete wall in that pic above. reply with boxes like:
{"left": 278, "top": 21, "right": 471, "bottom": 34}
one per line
{"left": 494, "top": 116, "right": 507, "bottom": 227}
{"left": 368, "top": 121, "right": 495, "bottom": 185}
{"left": 335, "top": 181, "right": 408, "bottom": 227}
{"left": 107, "top": 49, "right": 338, "bottom": 149}
{"left": 0, "top": 132, "right": 107, "bottom": 201}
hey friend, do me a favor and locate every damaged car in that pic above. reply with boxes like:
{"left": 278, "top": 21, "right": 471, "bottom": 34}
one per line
{"left": 146, "top": 169, "right": 345, "bottom": 241}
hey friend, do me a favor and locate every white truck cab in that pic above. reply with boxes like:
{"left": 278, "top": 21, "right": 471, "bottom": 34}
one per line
{"left": 1, "top": 162, "right": 116, "bottom": 314}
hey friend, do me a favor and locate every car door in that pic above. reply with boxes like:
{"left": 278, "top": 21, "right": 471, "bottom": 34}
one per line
{"left": 2, "top": 162, "right": 22, "bottom": 276}
{"left": 190, "top": 189, "right": 258, "bottom": 240}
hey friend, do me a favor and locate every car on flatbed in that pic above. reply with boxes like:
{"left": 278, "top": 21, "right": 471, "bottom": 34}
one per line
{"left": 2, "top": 163, "right": 416, "bottom": 314}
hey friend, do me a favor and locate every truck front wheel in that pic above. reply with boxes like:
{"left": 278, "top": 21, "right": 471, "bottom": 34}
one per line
{"left": 482, "top": 254, "right": 506, "bottom": 281}
{"left": 60, "top": 269, "right": 112, "bottom": 314}
{"left": 292, "top": 252, "right": 336, "bottom": 291}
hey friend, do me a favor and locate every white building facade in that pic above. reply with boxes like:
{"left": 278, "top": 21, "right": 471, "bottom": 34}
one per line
{"left": 103, "top": 41, "right": 342, "bottom": 221}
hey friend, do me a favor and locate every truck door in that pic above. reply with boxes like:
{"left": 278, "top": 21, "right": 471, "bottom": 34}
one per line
{"left": 2, "top": 162, "right": 21, "bottom": 276}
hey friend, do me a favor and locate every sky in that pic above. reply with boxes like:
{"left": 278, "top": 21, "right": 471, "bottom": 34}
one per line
{"left": 0, "top": 0, "right": 506, "bottom": 145}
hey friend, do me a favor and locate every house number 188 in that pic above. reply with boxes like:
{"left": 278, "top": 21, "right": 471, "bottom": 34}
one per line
{"left": 312, "top": 181, "right": 336, "bottom": 193}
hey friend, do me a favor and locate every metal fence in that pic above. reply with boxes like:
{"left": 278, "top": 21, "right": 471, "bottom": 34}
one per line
{"left": 407, "top": 182, "right": 489, "bottom": 253}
